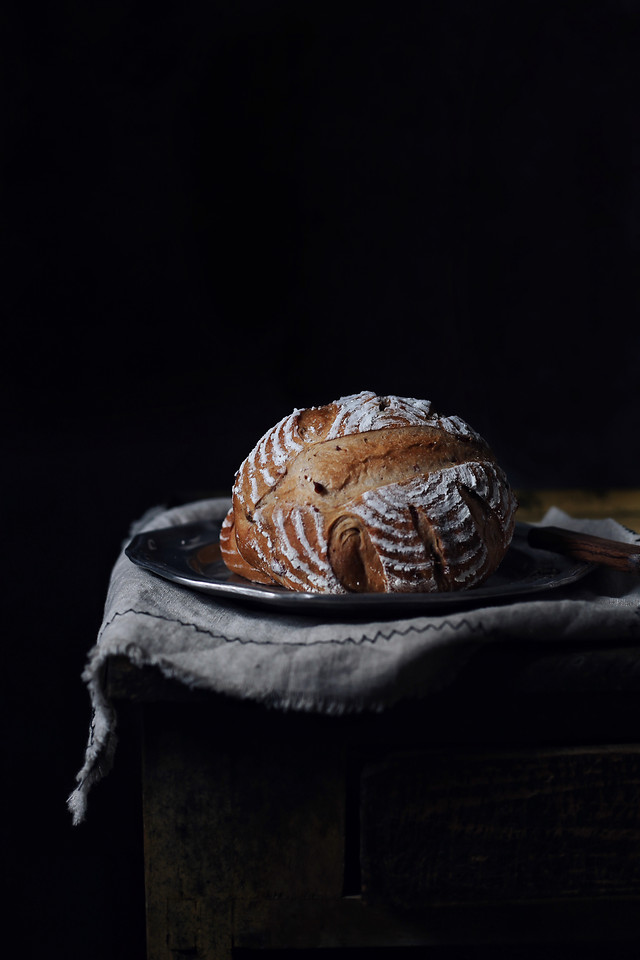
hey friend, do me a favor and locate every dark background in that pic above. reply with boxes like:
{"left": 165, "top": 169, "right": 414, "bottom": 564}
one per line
{"left": 4, "top": 2, "right": 639, "bottom": 957}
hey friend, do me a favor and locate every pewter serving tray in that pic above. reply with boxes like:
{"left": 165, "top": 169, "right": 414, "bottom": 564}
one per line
{"left": 125, "top": 520, "right": 594, "bottom": 616}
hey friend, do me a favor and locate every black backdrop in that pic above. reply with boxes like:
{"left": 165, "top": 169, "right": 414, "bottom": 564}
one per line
{"left": 4, "top": 2, "right": 639, "bottom": 957}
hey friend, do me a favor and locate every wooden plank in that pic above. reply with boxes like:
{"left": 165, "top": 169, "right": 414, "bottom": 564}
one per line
{"left": 516, "top": 489, "right": 640, "bottom": 533}
{"left": 142, "top": 703, "right": 346, "bottom": 958}
{"left": 361, "top": 745, "right": 640, "bottom": 908}
{"left": 232, "top": 895, "right": 640, "bottom": 949}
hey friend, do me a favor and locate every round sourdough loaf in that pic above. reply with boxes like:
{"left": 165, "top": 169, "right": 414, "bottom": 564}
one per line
{"left": 219, "top": 391, "right": 517, "bottom": 594}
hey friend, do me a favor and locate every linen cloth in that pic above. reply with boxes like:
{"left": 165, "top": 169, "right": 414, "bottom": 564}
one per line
{"left": 68, "top": 497, "right": 640, "bottom": 824}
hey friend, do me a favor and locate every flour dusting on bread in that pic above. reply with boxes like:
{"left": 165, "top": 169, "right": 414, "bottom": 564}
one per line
{"left": 220, "top": 391, "right": 517, "bottom": 594}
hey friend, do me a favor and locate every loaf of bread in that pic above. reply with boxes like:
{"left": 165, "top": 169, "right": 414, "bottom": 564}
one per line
{"left": 220, "top": 391, "right": 517, "bottom": 594}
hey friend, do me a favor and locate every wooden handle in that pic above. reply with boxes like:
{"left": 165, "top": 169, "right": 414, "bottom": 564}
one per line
{"left": 527, "top": 525, "right": 640, "bottom": 574}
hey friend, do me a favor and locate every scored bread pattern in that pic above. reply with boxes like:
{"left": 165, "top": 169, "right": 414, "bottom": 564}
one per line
{"left": 223, "top": 391, "right": 517, "bottom": 594}
{"left": 351, "top": 461, "right": 514, "bottom": 592}
{"left": 270, "top": 504, "right": 341, "bottom": 592}
{"left": 246, "top": 410, "right": 305, "bottom": 505}
{"left": 241, "top": 391, "right": 483, "bottom": 503}
{"left": 325, "top": 392, "right": 433, "bottom": 437}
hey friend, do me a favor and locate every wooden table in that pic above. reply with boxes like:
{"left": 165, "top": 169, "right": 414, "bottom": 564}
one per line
{"left": 107, "top": 490, "right": 640, "bottom": 959}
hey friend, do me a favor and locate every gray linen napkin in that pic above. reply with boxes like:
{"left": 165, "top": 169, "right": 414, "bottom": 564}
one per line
{"left": 68, "top": 497, "right": 640, "bottom": 824}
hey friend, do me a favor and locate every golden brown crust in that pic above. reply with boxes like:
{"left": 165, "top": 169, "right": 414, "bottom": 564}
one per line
{"left": 220, "top": 391, "right": 517, "bottom": 594}
{"left": 219, "top": 508, "right": 275, "bottom": 584}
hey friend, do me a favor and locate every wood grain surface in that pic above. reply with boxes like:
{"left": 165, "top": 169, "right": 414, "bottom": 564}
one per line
{"left": 515, "top": 489, "right": 640, "bottom": 533}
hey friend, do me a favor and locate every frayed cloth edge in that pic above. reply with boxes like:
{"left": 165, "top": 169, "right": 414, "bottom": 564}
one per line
{"left": 66, "top": 641, "right": 415, "bottom": 824}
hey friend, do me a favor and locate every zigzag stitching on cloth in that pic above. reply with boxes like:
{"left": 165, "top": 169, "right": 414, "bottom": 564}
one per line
{"left": 99, "top": 607, "right": 489, "bottom": 647}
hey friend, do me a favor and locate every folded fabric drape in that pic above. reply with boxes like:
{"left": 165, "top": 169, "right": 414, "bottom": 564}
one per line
{"left": 68, "top": 497, "right": 640, "bottom": 824}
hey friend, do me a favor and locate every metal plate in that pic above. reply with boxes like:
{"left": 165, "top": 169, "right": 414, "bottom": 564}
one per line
{"left": 125, "top": 520, "right": 594, "bottom": 616}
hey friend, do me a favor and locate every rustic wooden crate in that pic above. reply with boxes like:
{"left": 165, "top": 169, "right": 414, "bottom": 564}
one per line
{"left": 130, "top": 693, "right": 640, "bottom": 959}
{"left": 105, "top": 489, "right": 640, "bottom": 958}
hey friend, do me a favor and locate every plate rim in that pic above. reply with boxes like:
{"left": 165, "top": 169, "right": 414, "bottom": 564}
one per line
{"left": 124, "top": 519, "right": 595, "bottom": 614}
